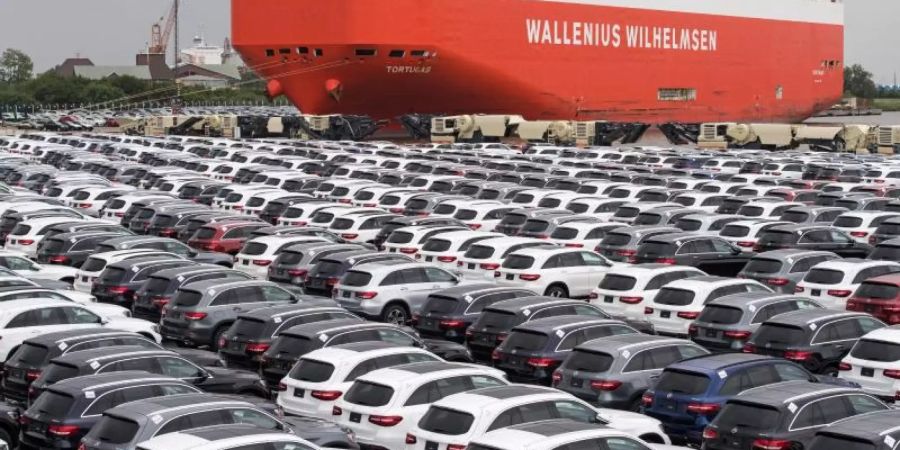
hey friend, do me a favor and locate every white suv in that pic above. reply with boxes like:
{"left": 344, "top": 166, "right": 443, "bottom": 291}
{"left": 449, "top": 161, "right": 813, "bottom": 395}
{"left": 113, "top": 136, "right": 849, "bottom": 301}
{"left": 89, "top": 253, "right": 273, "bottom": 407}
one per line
{"left": 457, "top": 237, "right": 557, "bottom": 281}
{"left": 495, "top": 247, "right": 620, "bottom": 298}
{"left": 796, "top": 259, "right": 900, "bottom": 310}
{"left": 840, "top": 327, "right": 900, "bottom": 400}
{"left": 590, "top": 264, "right": 707, "bottom": 321}
{"left": 418, "top": 230, "right": 504, "bottom": 271}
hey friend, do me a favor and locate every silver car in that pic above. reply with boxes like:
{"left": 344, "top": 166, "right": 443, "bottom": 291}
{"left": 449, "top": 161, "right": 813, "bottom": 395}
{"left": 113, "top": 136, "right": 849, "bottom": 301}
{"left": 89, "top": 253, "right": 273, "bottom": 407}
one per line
{"left": 553, "top": 334, "right": 709, "bottom": 411}
{"left": 738, "top": 249, "right": 840, "bottom": 293}
{"left": 333, "top": 261, "right": 465, "bottom": 324}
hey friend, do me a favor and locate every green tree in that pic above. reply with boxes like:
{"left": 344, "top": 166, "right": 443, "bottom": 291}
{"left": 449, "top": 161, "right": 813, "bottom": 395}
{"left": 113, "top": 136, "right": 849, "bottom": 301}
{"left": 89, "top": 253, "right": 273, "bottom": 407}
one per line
{"left": 0, "top": 48, "right": 34, "bottom": 84}
{"left": 844, "top": 64, "right": 878, "bottom": 99}
{"left": 107, "top": 75, "right": 150, "bottom": 96}
{"left": 28, "top": 72, "right": 87, "bottom": 105}
{"left": 83, "top": 83, "right": 125, "bottom": 104}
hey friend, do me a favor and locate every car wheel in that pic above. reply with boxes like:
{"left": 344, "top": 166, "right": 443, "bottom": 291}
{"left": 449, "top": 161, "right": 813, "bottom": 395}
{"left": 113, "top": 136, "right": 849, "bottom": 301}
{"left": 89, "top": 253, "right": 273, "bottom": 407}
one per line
{"left": 544, "top": 284, "right": 569, "bottom": 298}
{"left": 212, "top": 326, "right": 229, "bottom": 351}
{"left": 0, "top": 427, "right": 12, "bottom": 448}
{"left": 381, "top": 303, "right": 409, "bottom": 325}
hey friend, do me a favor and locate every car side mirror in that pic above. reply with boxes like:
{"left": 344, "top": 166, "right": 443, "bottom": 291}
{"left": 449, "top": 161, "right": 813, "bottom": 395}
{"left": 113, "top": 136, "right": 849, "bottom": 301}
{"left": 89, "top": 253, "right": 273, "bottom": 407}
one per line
{"left": 188, "top": 250, "right": 198, "bottom": 258}
{"left": 594, "top": 412, "right": 610, "bottom": 425}
{"left": 731, "top": 247, "right": 742, "bottom": 255}
{"left": 99, "top": 316, "right": 110, "bottom": 325}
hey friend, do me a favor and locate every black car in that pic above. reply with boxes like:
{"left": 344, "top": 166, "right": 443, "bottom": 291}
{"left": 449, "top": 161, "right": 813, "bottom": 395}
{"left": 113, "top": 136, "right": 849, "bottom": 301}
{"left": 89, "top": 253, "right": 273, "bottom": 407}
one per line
{"left": 259, "top": 319, "right": 471, "bottom": 389}
{"left": 702, "top": 381, "right": 889, "bottom": 450}
{"left": 304, "top": 250, "right": 414, "bottom": 296}
{"left": 30, "top": 346, "right": 268, "bottom": 402}
{"left": 807, "top": 409, "right": 900, "bottom": 450}
{"left": 93, "top": 257, "right": 196, "bottom": 309}
{"left": 755, "top": 224, "right": 873, "bottom": 258}
{"left": 492, "top": 315, "right": 639, "bottom": 384}
{"left": 35, "top": 231, "right": 131, "bottom": 267}
{"left": 145, "top": 209, "right": 216, "bottom": 238}
{"left": 744, "top": 309, "right": 886, "bottom": 375}
{"left": 95, "top": 235, "right": 233, "bottom": 266}
{"left": 39, "top": 221, "right": 131, "bottom": 242}
{"left": 466, "top": 296, "right": 613, "bottom": 362}
{"left": 131, "top": 265, "right": 253, "bottom": 322}
{"left": 19, "top": 371, "right": 201, "bottom": 450}
{"left": 373, "top": 216, "right": 466, "bottom": 249}
{"left": 259, "top": 195, "right": 316, "bottom": 224}
{"left": 176, "top": 212, "right": 250, "bottom": 242}
{"left": 634, "top": 232, "right": 751, "bottom": 277}
{"left": 413, "top": 285, "right": 536, "bottom": 342}
{"left": 218, "top": 304, "right": 360, "bottom": 370}
{"left": 870, "top": 217, "right": 900, "bottom": 246}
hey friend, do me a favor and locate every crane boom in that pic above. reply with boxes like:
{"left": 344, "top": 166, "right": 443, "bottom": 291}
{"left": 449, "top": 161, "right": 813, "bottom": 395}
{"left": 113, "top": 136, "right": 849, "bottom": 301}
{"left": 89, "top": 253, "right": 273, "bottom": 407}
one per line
{"left": 148, "top": 0, "right": 177, "bottom": 54}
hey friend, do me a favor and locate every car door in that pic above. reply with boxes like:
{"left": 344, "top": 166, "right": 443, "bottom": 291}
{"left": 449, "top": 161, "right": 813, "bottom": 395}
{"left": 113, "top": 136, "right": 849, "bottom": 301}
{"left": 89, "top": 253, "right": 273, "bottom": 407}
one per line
{"left": 690, "top": 240, "right": 728, "bottom": 275}
{"left": 157, "top": 356, "right": 215, "bottom": 389}
{"left": 711, "top": 238, "right": 748, "bottom": 276}
{"left": 577, "top": 252, "right": 612, "bottom": 295}
{"left": 827, "top": 230, "right": 866, "bottom": 257}
{"left": 811, "top": 319, "right": 864, "bottom": 362}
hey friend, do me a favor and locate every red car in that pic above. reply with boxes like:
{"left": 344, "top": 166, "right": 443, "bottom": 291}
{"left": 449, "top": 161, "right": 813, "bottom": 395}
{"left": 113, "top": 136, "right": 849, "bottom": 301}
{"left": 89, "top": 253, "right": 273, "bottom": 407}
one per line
{"left": 847, "top": 274, "right": 900, "bottom": 325}
{"left": 188, "top": 221, "right": 267, "bottom": 254}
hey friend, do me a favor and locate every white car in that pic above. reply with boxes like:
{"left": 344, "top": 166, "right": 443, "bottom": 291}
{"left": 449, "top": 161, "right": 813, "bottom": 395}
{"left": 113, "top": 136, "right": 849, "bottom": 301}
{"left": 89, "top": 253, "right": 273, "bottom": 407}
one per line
{"left": 276, "top": 201, "right": 340, "bottom": 227}
{"left": 0, "top": 286, "right": 124, "bottom": 314}
{"left": 234, "top": 235, "right": 329, "bottom": 278}
{"left": 718, "top": 219, "right": 792, "bottom": 252}
{"left": 5, "top": 216, "right": 84, "bottom": 258}
{"left": 278, "top": 343, "right": 442, "bottom": 418}
{"left": 548, "top": 222, "right": 627, "bottom": 250}
{"left": 382, "top": 225, "right": 466, "bottom": 256}
{"left": 670, "top": 193, "right": 731, "bottom": 213}
{"left": 66, "top": 186, "right": 135, "bottom": 217}
{"left": 326, "top": 212, "right": 400, "bottom": 244}
{"left": 795, "top": 259, "right": 900, "bottom": 310}
{"left": 97, "top": 193, "right": 174, "bottom": 223}
{"left": 417, "top": 230, "right": 505, "bottom": 271}
{"left": 590, "top": 264, "right": 707, "bottom": 321}
{"left": 840, "top": 327, "right": 900, "bottom": 399}
{"left": 309, "top": 206, "right": 383, "bottom": 228}
{"left": 565, "top": 198, "right": 628, "bottom": 220}
{"left": 761, "top": 162, "right": 805, "bottom": 179}
{"left": 333, "top": 361, "right": 509, "bottom": 449}
{"left": 494, "top": 247, "right": 620, "bottom": 298}
{"left": 73, "top": 249, "right": 178, "bottom": 292}
{"left": 646, "top": 276, "right": 772, "bottom": 337}
{"left": 405, "top": 384, "right": 669, "bottom": 449}
{"left": 0, "top": 251, "right": 78, "bottom": 282}
{"left": 457, "top": 237, "right": 557, "bottom": 281}
{"left": 451, "top": 202, "right": 516, "bottom": 232}
{"left": 833, "top": 212, "right": 900, "bottom": 243}
{"left": 469, "top": 419, "right": 684, "bottom": 450}
{"left": 0, "top": 299, "right": 160, "bottom": 362}
{"left": 737, "top": 201, "right": 807, "bottom": 219}
{"left": 352, "top": 187, "right": 419, "bottom": 208}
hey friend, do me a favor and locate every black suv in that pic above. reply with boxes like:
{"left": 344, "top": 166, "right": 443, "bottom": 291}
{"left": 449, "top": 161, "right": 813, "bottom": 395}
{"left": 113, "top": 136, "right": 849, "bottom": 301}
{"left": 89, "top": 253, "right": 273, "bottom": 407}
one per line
{"left": 413, "top": 285, "right": 536, "bottom": 342}
{"left": 634, "top": 232, "right": 751, "bottom": 277}
{"left": 755, "top": 224, "right": 872, "bottom": 257}
{"left": 131, "top": 265, "right": 252, "bottom": 322}
{"left": 93, "top": 257, "right": 196, "bottom": 309}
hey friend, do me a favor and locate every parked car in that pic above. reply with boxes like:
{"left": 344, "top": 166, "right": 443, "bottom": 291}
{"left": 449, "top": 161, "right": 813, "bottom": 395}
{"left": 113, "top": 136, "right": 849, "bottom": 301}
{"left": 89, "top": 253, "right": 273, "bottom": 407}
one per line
{"left": 754, "top": 224, "right": 873, "bottom": 258}
{"left": 412, "top": 285, "right": 536, "bottom": 343}
{"left": 795, "top": 259, "right": 900, "bottom": 310}
{"left": 590, "top": 264, "right": 706, "bottom": 322}
{"left": 738, "top": 249, "right": 840, "bottom": 293}
{"left": 839, "top": 326, "right": 900, "bottom": 401}
{"left": 494, "top": 247, "right": 620, "bottom": 298}
{"left": 807, "top": 409, "right": 900, "bottom": 450}
{"left": 633, "top": 233, "right": 751, "bottom": 277}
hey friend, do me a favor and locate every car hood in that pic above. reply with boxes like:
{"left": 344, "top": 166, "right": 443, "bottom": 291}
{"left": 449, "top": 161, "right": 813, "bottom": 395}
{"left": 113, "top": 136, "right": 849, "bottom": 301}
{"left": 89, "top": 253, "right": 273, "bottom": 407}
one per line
{"left": 85, "top": 303, "right": 131, "bottom": 317}
{"left": 597, "top": 407, "right": 663, "bottom": 429}
{"left": 206, "top": 365, "right": 262, "bottom": 382}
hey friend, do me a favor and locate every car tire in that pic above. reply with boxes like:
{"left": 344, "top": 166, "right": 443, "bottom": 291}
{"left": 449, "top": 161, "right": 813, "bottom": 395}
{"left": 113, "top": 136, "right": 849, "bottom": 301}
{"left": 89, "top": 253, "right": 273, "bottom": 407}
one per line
{"left": 381, "top": 303, "right": 409, "bottom": 326}
{"left": 544, "top": 284, "right": 569, "bottom": 298}
{"left": 0, "top": 427, "right": 12, "bottom": 448}
{"left": 212, "top": 325, "right": 230, "bottom": 351}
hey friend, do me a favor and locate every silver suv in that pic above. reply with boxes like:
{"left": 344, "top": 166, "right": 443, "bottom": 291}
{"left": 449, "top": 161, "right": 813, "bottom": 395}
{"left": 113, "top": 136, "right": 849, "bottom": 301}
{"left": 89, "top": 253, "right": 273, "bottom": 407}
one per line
{"left": 333, "top": 261, "right": 466, "bottom": 324}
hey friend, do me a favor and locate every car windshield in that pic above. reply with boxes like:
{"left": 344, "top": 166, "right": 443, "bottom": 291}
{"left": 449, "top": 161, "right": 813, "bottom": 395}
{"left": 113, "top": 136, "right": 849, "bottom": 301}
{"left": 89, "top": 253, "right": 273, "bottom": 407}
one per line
{"left": 501, "top": 214, "right": 528, "bottom": 226}
{"left": 345, "top": 380, "right": 394, "bottom": 407}
{"left": 521, "top": 220, "right": 550, "bottom": 233}
{"left": 454, "top": 210, "right": 478, "bottom": 221}
{"left": 418, "top": 407, "right": 475, "bottom": 435}
{"left": 289, "top": 358, "right": 335, "bottom": 382}
{"left": 739, "top": 206, "right": 765, "bottom": 217}
{"left": 503, "top": 330, "right": 549, "bottom": 352}
{"left": 563, "top": 349, "right": 613, "bottom": 373}
{"left": 654, "top": 370, "right": 710, "bottom": 395}
{"left": 715, "top": 401, "right": 782, "bottom": 432}
{"left": 423, "top": 295, "right": 459, "bottom": 314}
{"left": 655, "top": 288, "right": 696, "bottom": 306}
{"left": 850, "top": 339, "right": 900, "bottom": 362}
{"left": 598, "top": 274, "right": 637, "bottom": 291}
{"left": 743, "top": 258, "right": 783, "bottom": 274}
{"left": 677, "top": 219, "right": 703, "bottom": 232}
{"left": 698, "top": 305, "right": 744, "bottom": 325}
{"left": 342, "top": 270, "right": 373, "bottom": 287}
{"left": 804, "top": 268, "right": 844, "bottom": 285}
{"left": 854, "top": 282, "right": 899, "bottom": 300}
{"left": 550, "top": 227, "right": 578, "bottom": 240}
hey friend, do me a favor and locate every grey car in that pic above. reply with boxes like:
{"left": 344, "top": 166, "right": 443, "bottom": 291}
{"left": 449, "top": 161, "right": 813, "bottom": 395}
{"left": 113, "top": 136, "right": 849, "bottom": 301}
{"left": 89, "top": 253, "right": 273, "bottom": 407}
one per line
{"left": 518, "top": 214, "right": 600, "bottom": 239}
{"left": 780, "top": 206, "right": 849, "bottom": 224}
{"left": 267, "top": 242, "right": 365, "bottom": 285}
{"left": 95, "top": 235, "right": 233, "bottom": 267}
{"left": 632, "top": 207, "right": 705, "bottom": 227}
{"left": 79, "top": 393, "right": 359, "bottom": 450}
{"left": 807, "top": 409, "right": 900, "bottom": 450}
{"left": 869, "top": 237, "right": 900, "bottom": 262}
{"left": 870, "top": 217, "right": 900, "bottom": 245}
{"left": 554, "top": 334, "right": 709, "bottom": 410}
{"left": 691, "top": 292, "right": 824, "bottom": 352}
{"left": 160, "top": 279, "right": 321, "bottom": 349}
{"left": 738, "top": 249, "right": 840, "bottom": 293}
{"left": 702, "top": 381, "right": 889, "bottom": 450}
{"left": 596, "top": 225, "right": 681, "bottom": 262}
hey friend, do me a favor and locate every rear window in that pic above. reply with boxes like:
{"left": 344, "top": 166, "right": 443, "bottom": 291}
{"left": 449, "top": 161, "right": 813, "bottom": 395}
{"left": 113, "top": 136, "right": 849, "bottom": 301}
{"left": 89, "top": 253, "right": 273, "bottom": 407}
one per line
{"left": 314, "top": 260, "right": 343, "bottom": 276}
{"left": 106, "top": 199, "right": 126, "bottom": 210}
{"left": 464, "top": 245, "right": 494, "bottom": 260}
{"left": 479, "top": 310, "right": 519, "bottom": 330}
{"left": 715, "top": 402, "right": 781, "bottom": 432}
{"left": 100, "top": 267, "right": 129, "bottom": 283}
{"left": 194, "top": 227, "right": 217, "bottom": 240}
{"left": 503, "top": 330, "right": 549, "bottom": 352}
{"left": 698, "top": 305, "right": 743, "bottom": 325}
{"left": 41, "top": 362, "right": 81, "bottom": 385}
{"left": 834, "top": 216, "right": 864, "bottom": 228}
{"left": 563, "top": 349, "right": 613, "bottom": 373}
{"left": 502, "top": 255, "right": 535, "bottom": 269}
{"left": 387, "top": 231, "right": 414, "bottom": 244}
{"left": 345, "top": 380, "right": 394, "bottom": 407}
{"left": 804, "top": 268, "right": 844, "bottom": 284}
{"left": 654, "top": 370, "right": 710, "bottom": 395}
{"left": 454, "top": 210, "right": 477, "bottom": 221}
{"left": 851, "top": 338, "right": 900, "bottom": 363}
{"left": 550, "top": 227, "right": 578, "bottom": 240}
{"left": 521, "top": 220, "right": 550, "bottom": 233}
{"left": 289, "top": 358, "right": 336, "bottom": 382}
{"left": 81, "top": 257, "right": 106, "bottom": 273}
{"left": 854, "top": 282, "right": 899, "bottom": 300}
{"left": 30, "top": 390, "right": 75, "bottom": 417}
{"left": 753, "top": 324, "right": 807, "bottom": 345}
{"left": 781, "top": 211, "right": 809, "bottom": 223}
{"left": 743, "top": 258, "right": 783, "bottom": 274}
{"left": 424, "top": 295, "right": 460, "bottom": 314}
{"left": 601, "top": 233, "right": 631, "bottom": 247}
{"left": 270, "top": 334, "right": 319, "bottom": 358}
{"left": 277, "top": 251, "right": 305, "bottom": 265}
{"left": 230, "top": 318, "right": 267, "bottom": 338}
{"left": 407, "top": 199, "right": 429, "bottom": 210}
{"left": 720, "top": 225, "right": 750, "bottom": 238}
{"left": 598, "top": 274, "right": 637, "bottom": 291}
{"left": 89, "top": 416, "right": 140, "bottom": 444}
{"left": 143, "top": 276, "right": 170, "bottom": 295}
{"left": 342, "top": 271, "right": 373, "bottom": 287}
{"left": 241, "top": 242, "right": 268, "bottom": 256}
{"left": 10, "top": 224, "right": 30, "bottom": 236}
{"left": 870, "top": 244, "right": 900, "bottom": 261}
{"left": 418, "top": 407, "right": 475, "bottom": 435}
{"left": 677, "top": 219, "right": 702, "bottom": 232}
{"left": 173, "top": 290, "right": 204, "bottom": 307}
{"left": 40, "top": 239, "right": 65, "bottom": 254}
{"left": 655, "top": 288, "right": 696, "bottom": 306}
{"left": 330, "top": 218, "right": 354, "bottom": 231}
{"left": 501, "top": 214, "right": 528, "bottom": 226}
{"left": 422, "top": 239, "right": 452, "bottom": 253}
{"left": 614, "top": 207, "right": 639, "bottom": 218}
{"left": 738, "top": 206, "right": 765, "bottom": 217}
{"left": 10, "top": 343, "right": 49, "bottom": 366}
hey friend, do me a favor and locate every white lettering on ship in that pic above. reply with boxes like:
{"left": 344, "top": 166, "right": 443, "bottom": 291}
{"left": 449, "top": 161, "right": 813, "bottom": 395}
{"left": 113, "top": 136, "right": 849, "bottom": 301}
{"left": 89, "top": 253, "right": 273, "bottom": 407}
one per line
{"left": 386, "top": 65, "right": 433, "bottom": 74}
{"left": 526, "top": 19, "right": 718, "bottom": 52}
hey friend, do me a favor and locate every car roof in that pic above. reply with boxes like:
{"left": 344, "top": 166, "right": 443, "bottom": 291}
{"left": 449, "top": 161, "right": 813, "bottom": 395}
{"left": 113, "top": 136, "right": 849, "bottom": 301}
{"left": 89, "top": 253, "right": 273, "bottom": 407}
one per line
{"left": 24, "top": 328, "right": 143, "bottom": 346}
{"left": 766, "top": 309, "right": 870, "bottom": 326}
{"left": 487, "top": 296, "right": 583, "bottom": 313}
{"left": 668, "top": 353, "right": 774, "bottom": 372}
{"left": 105, "top": 393, "right": 250, "bottom": 417}
{"left": 281, "top": 318, "right": 371, "bottom": 336}
{"left": 574, "top": 333, "right": 688, "bottom": 352}
{"left": 752, "top": 249, "right": 836, "bottom": 259}
{"left": 52, "top": 346, "right": 174, "bottom": 365}
{"left": 512, "top": 315, "right": 623, "bottom": 333}
{"left": 179, "top": 278, "right": 267, "bottom": 292}
{"left": 237, "top": 304, "right": 345, "bottom": 321}
{"left": 49, "top": 371, "right": 185, "bottom": 395}
{"left": 735, "top": 381, "right": 859, "bottom": 408}
{"left": 709, "top": 292, "right": 803, "bottom": 308}
{"left": 859, "top": 273, "right": 900, "bottom": 285}
{"left": 812, "top": 259, "right": 899, "bottom": 271}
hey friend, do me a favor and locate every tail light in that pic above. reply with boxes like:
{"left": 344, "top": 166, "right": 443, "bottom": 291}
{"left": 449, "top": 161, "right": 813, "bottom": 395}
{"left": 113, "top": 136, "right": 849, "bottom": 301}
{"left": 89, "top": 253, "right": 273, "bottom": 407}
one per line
{"left": 457, "top": 260, "right": 464, "bottom": 267}
{"left": 519, "top": 274, "right": 541, "bottom": 281}
{"left": 752, "top": 439, "right": 793, "bottom": 450}
{"left": 644, "top": 307, "right": 654, "bottom": 314}
{"left": 620, "top": 296, "right": 643, "bottom": 304}
{"left": 468, "top": 223, "right": 482, "bottom": 230}
{"left": 703, "top": 427, "right": 719, "bottom": 440}
{"left": 838, "top": 362, "right": 852, "bottom": 371}
{"left": 736, "top": 241, "right": 755, "bottom": 247}
{"left": 589, "top": 292, "right": 599, "bottom": 300}
{"left": 742, "top": 343, "right": 757, "bottom": 353}
{"left": 447, "top": 445, "right": 467, "bottom": 450}
{"left": 794, "top": 286, "right": 805, "bottom": 293}
{"left": 551, "top": 371, "right": 562, "bottom": 386}
{"left": 496, "top": 333, "right": 508, "bottom": 342}
{"left": 287, "top": 269, "right": 308, "bottom": 278}
{"left": 641, "top": 393, "right": 654, "bottom": 407}
{"left": 724, "top": 330, "right": 752, "bottom": 340}
{"left": 850, "top": 231, "right": 868, "bottom": 238}
{"left": 656, "top": 258, "right": 677, "bottom": 265}
{"left": 870, "top": 236, "right": 878, "bottom": 244}
{"left": 151, "top": 296, "right": 171, "bottom": 308}
{"left": 332, "top": 406, "right": 342, "bottom": 416}
{"left": 688, "top": 324, "right": 698, "bottom": 336}
{"left": 338, "top": 199, "right": 351, "bottom": 204}
{"left": 26, "top": 369, "right": 41, "bottom": 381}
{"left": 355, "top": 291, "right": 378, "bottom": 300}
{"left": 108, "top": 286, "right": 131, "bottom": 295}
{"left": 883, "top": 369, "right": 900, "bottom": 379}
{"left": 114, "top": 212, "right": 125, "bottom": 217}
{"left": 687, "top": 402, "right": 720, "bottom": 415}
{"left": 526, "top": 357, "right": 558, "bottom": 368}
{"left": 325, "top": 277, "right": 339, "bottom": 287}
{"left": 411, "top": 314, "right": 420, "bottom": 326}
{"left": 48, "top": 424, "right": 80, "bottom": 437}
{"left": 341, "top": 233, "right": 358, "bottom": 239}
{"left": 480, "top": 263, "right": 500, "bottom": 270}
{"left": 564, "top": 243, "right": 584, "bottom": 248}
{"left": 48, "top": 255, "right": 69, "bottom": 264}
{"left": 233, "top": 205, "right": 244, "bottom": 211}
{"left": 617, "top": 249, "right": 636, "bottom": 257}
{"left": 766, "top": 278, "right": 790, "bottom": 286}
{"left": 784, "top": 350, "right": 813, "bottom": 361}
{"left": 17, "top": 239, "right": 34, "bottom": 245}
{"left": 399, "top": 247, "right": 417, "bottom": 254}
{"left": 311, "top": 390, "right": 343, "bottom": 400}
{"left": 159, "top": 228, "right": 176, "bottom": 237}
{"left": 437, "top": 256, "right": 457, "bottom": 263}
{"left": 405, "top": 434, "right": 417, "bottom": 445}
{"left": 368, "top": 415, "right": 403, "bottom": 427}
{"left": 417, "top": 212, "right": 430, "bottom": 217}
{"left": 828, "top": 290, "right": 852, "bottom": 297}
{"left": 439, "top": 320, "right": 466, "bottom": 329}
{"left": 389, "top": 208, "right": 404, "bottom": 213}
{"left": 590, "top": 380, "right": 622, "bottom": 391}
{"left": 491, "top": 349, "right": 502, "bottom": 360}
{"left": 465, "top": 328, "right": 474, "bottom": 338}
{"left": 184, "top": 312, "right": 207, "bottom": 321}
{"left": 245, "top": 342, "right": 270, "bottom": 353}
{"left": 253, "top": 260, "right": 272, "bottom": 266}
{"left": 276, "top": 382, "right": 287, "bottom": 392}
{"left": 677, "top": 311, "right": 700, "bottom": 320}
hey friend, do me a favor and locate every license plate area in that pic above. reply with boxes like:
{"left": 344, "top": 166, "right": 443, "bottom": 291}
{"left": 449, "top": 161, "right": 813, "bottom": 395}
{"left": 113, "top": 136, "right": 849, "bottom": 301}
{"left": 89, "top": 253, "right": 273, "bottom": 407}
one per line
{"left": 706, "top": 329, "right": 718, "bottom": 338}
{"left": 570, "top": 377, "right": 583, "bottom": 388}
{"left": 349, "top": 412, "right": 362, "bottom": 423}
{"left": 426, "top": 442, "right": 439, "bottom": 450}
{"left": 294, "top": 389, "right": 305, "bottom": 398}
{"left": 811, "top": 289, "right": 821, "bottom": 296}
{"left": 506, "top": 274, "right": 514, "bottom": 280}
{"left": 862, "top": 368, "right": 875, "bottom": 377}
{"left": 660, "top": 311, "right": 671, "bottom": 319}
{"left": 604, "top": 296, "right": 614, "bottom": 303}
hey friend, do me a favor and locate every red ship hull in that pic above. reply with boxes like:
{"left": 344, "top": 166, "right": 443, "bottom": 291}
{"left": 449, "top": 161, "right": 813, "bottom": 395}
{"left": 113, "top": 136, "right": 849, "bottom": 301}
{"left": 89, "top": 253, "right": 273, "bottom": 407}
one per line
{"left": 232, "top": 0, "right": 844, "bottom": 124}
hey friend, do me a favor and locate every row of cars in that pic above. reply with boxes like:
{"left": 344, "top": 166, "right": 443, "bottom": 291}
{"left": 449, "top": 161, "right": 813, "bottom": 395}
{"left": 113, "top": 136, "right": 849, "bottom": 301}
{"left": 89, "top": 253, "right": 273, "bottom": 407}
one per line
{"left": 0, "top": 133, "right": 900, "bottom": 450}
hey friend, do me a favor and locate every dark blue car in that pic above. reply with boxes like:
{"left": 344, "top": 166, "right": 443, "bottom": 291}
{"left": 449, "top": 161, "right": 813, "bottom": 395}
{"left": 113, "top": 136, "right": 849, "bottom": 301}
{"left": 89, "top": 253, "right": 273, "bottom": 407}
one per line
{"left": 640, "top": 353, "right": 837, "bottom": 445}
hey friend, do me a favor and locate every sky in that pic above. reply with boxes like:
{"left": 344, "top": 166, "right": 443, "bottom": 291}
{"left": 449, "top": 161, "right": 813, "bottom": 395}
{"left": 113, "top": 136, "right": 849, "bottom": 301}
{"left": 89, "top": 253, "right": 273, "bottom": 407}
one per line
{"left": 0, "top": 0, "right": 898, "bottom": 85}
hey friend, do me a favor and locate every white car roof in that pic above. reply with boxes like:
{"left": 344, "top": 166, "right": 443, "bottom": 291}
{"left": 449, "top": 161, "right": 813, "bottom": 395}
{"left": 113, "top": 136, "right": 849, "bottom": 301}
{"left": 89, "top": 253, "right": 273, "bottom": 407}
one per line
{"left": 355, "top": 362, "right": 503, "bottom": 388}
{"left": 301, "top": 345, "right": 436, "bottom": 366}
{"left": 858, "top": 326, "right": 900, "bottom": 343}
{"left": 812, "top": 259, "right": 900, "bottom": 272}
{"left": 665, "top": 276, "right": 764, "bottom": 290}
{"left": 431, "top": 385, "right": 564, "bottom": 414}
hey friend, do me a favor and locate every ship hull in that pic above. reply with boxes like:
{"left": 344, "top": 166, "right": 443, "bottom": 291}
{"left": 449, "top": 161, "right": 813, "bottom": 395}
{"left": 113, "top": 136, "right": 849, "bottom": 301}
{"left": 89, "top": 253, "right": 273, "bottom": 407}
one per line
{"left": 232, "top": 0, "right": 844, "bottom": 124}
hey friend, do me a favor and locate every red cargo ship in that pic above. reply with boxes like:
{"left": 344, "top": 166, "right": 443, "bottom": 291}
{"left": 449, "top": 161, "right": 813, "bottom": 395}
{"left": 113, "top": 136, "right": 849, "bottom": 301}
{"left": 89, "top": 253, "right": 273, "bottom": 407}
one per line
{"left": 232, "top": 0, "right": 844, "bottom": 124}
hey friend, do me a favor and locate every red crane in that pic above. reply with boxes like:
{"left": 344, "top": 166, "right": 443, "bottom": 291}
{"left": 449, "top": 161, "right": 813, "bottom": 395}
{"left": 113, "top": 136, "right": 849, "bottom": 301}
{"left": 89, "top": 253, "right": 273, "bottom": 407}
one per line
{"left": 149, "top": 1, "right": 177, "bottom": 55}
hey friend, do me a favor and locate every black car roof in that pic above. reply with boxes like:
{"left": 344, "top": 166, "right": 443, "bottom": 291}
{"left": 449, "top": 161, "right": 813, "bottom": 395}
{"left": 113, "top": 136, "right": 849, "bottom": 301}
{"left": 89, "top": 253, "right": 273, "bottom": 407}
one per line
{"left": 237, "top": 304, "right": 346, "bottom": 321}
{"left": 106, "top": 257, "right": 191, "bottom": 272}
{"left": 179, "top": 278, "right": 267, "bottom": 292}
{"left": 280, "top": 318, "right": 370, "bottom": 337}
{"left": 48, "top": 371, "right": 184, "bottom": 395}
{"left": 328, "top": 341, "right": 404, "bottom": 352}
{"left": 512, "top": 315, "right": 622, "bottom": 333}
{"left": 818, "top": 409, "right": 900, "bottom": 442}
{"left": 23, "top": 329, "right": 143, "bottom": 347}
{"left": 765, "top": 310, "right": 868, "bottom": 326}
{"left": 149, "top": 265, "right": 233, "bottom": 280}
{"left": 102, "top": 236, "right": 171, "bottom": 246}
{"left": 180, "top": 424, "right": 275, "bottom": 440}
{"left": 486, "top": 296, "right": 583, "bottom": 313}
{"left": 733, "top": 381, "right": 857, "bottom": 408}
{"left": 52, "top": 346, "right": 174, "bottom": 365}
{"left": 105, "top": 393, "right": 244, "bottom": 417}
